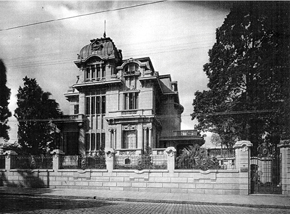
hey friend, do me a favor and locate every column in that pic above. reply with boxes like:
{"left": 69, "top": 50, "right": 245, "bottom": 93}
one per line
{"left": 120, "top": 93, "right": 124, "bottom": 110}
{"left": 78, "top": 93, "right": 85, "bottom": 115}
{"left": 116, "top": 125, "right": 122, "bottom": 149}
{"left": 149, "top": 128, "right": 152, "bottom": 148}
{"left": 143, "top": 127, "right": 147, "bottom": 153}
{"left": 278, "top": 139, "right": 290, "bottom": 195}
{"left": 109, "top": 129, "right": 116, "bottom": 149}
{"left": 78, "top": 125, "right": 86, "bottom": 156}
{"left": 137, "top": 125, "right": 143, "bottom": 150}
{"left": 234, "top": 140, "right": 253, "bottom": 195}
{"left": 114, "top": 129, "right": 117, "bottom": 149}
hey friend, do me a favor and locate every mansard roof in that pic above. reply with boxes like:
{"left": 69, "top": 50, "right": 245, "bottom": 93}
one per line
{"left": 74, "top": 37, "right": 122, "bottom": 68}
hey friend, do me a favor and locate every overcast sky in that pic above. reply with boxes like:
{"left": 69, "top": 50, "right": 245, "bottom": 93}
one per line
{"left": 0, "top": 1, "right": 231, "bottom": 142}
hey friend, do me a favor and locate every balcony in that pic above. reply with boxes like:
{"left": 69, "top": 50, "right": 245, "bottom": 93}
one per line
{"left": 108, "top": 109, "right": 154, "bottom": 117}
{"left": 73, "top": 78, "right": 122, "bottom": 89}
{"left": 53, "top": 114, "right": 86, "bottom": 124}
{"left": 173, "top": 130, "right": 198, "bottom": 136}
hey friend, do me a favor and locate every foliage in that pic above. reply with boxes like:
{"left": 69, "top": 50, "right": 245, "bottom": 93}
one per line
{"left": 14, "top": 77, "right": 62, "bottom": 155}
{"left": 0, "top": 59, "right": 12, "bottom": 140}
{"left": 0, "top": 141, "right": 21, "bottom": 153}
{"left": 176, "top": 145, "right": 220, "bottom": 170}
{"left": 192, "top": 2, "right": 290, "bottom": 152}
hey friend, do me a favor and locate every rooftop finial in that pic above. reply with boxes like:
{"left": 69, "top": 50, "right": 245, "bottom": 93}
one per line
{"left": 103, "top": 20, "right": 106, "bottom": 38}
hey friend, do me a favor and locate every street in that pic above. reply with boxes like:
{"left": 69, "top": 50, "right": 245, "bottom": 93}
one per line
{"left": 0, "top": 195, "right": 288, "bottom": 214}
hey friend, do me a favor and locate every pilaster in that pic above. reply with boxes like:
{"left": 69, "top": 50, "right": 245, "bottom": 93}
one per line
{"left": 233, "top": 140, "right": 253, "bottom": 195}
{"left": 278, "top": 139, "right": 290, "bottom": 195}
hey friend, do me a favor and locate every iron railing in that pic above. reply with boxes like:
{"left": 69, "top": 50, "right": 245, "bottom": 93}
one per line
{"left": 59, "top": 155, "right": 106, "bottom": 169}
{"left": 208, "top": 148, "right": 235, "bottom": 158}
{"left": 10, "top": 155, "right": 53, "bottom": 169}
{"left": 114, "top": 154, "right": 167, "bottom": 170}
{"left": 175, "top": 152, "right": 235, "bottom": 170}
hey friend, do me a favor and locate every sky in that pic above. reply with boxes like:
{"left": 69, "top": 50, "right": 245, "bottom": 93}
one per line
{"left": 0, "top": 0, "right": 231, "bottom": 142}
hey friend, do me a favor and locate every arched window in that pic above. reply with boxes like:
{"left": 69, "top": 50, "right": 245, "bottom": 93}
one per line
{"left": 125, "top": 63, "right": 138, "bottom": 74}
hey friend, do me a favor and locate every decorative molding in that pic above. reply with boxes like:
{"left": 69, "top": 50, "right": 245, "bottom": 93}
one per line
{"left": 233, "top": 140, "right": 253, "bottom": 149}
{"left": 165, "top": 147, "right": 176, "bottom": 157}
{"left": 278, "top": 139, "right": 290, "bottom": 148}
{"left": 105, "top": 148, "right": 116, "bottom": 158}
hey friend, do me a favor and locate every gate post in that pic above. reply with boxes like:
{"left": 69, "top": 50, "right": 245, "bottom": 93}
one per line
{"left": 165, "top": 147, "right": 176, "bottom": 174}
{"left": 4, "top": 150, "right": 18, "bottom": 171}
{"left": 51, "top": 149, "right": 64, "bottom": 172}
{"left": 278, "top": 139, "right": 290, "bottom": 195}
{"left": 105, "top": 148, "right": 115, "bottom": 173}
{"left": 234, "top": 140, "right": 253, "bottom": 195}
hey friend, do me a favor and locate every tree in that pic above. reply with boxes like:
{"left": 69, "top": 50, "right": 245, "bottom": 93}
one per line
{"left": 14, "top": 77, "right": 62, "bottom": 154}
{"left": 0, "top": 59, "right": 11, "bottom": 140}
{"left": 192, "top": 2, "right": 290, "bottom": 152}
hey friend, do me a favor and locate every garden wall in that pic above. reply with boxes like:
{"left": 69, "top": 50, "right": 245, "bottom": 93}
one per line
{"left": 0, "top": 141, "right": 252, "bottom": 195}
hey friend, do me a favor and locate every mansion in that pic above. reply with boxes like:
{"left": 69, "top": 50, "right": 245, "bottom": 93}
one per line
{"left": 56, "top": 36, "right": 204, "bottom": 156}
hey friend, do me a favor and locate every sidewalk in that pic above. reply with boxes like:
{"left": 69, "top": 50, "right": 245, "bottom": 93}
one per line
{"left": 0, "top": 186, "right": 289, "bottom": 209}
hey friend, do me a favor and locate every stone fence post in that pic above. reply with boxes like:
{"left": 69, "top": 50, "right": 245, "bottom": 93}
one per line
{"left": 165, "top": 147, "right": 176, "bottom": 173}
{"left": 233, "top": 140, "right": 253, "bottom": 195}
{"left": 51, "top": 149, "right": 64, "bottom": 172}
{"left": 4, "top": 150, "right": 18, "bottom": 171}
{"left": 105, "top": 148, "right": 115, "bottom": 173}
{"left": 278, "top": 139, "right": 290, "bottom": 195}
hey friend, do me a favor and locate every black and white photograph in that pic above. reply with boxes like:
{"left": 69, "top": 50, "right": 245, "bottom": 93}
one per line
{"left": 0, "top": 1, "right": 289, "bottom": 213}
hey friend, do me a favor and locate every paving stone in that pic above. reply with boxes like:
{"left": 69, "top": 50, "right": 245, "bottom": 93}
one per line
{"left": 0, "top": 195, "right": 289, "bottom": 214}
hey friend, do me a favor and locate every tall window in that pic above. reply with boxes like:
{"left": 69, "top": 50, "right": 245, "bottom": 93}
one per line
{"left": 91, "top": 133, "right": 96, "bottom": 150}
{"left": 123, "top": 130, "right": 137, "bottom": 149}
{"left": 86, "top": 95, "right": 106, "bottom": 115}
{"left": 125, "top": 63, "right": 138, "bottom": 74}
{"left": 86, "top": 97, "right": 90, "bottom": 114}
{"left": 124, "top": 92, "right": 138, "bottom": 110}
{"left": 74, "top": 104, "right": 79, "bottom": 115}
{"left": 85, "top": 92, "right": 106, "bottom": 153}
{"left": 85, "top": 63, "right": 105, "bottom": 81}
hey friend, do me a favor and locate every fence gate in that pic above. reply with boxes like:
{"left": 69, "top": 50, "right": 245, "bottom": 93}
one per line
{"left": 250, "top": 145, "right": 282, "bottom": 194}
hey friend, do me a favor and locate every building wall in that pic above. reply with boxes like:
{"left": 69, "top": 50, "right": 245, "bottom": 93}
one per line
{"left": 63, "top": 37, "right": 184, "bottom": 155}
{"left": 158, "top": 96, "right": 181, "bottom": 137}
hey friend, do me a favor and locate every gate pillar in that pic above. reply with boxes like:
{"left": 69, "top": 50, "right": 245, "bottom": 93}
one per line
{"left": 234, "top": 140, "right": 253, "bottom": 195}
{"left": 278, "top": 139, "right": 290, "bottom": 195}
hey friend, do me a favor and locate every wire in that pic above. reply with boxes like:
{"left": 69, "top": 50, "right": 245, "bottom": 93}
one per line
{"left": 0, "top": 1, "right": 167, "bottom": 32}
{"left": 5, "top": 44, "right": 212, "bottom": 70}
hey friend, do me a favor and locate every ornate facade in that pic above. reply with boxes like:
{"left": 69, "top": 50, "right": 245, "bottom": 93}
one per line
{"left": 56, "top": 36, "right": 203, "bottom": 156}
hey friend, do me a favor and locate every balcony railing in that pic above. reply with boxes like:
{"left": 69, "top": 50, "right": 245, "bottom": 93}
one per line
{"left": 173, "top": 130, "right": 198, "bottom": 136}
{"left": 108, "top": 109, "right": 153, "bottom": 117}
